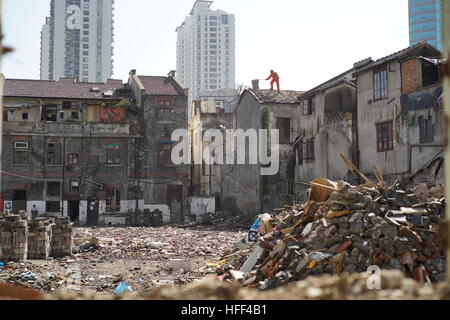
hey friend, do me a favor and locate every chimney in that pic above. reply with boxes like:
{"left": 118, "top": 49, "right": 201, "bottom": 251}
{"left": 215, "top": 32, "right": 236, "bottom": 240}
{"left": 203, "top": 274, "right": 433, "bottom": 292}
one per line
{"left": 168, "top": 70, "right": 176, "bottom": 78}
{"left": 251, "top": 79, "right": 260, "bottom": 90}
{"left": 129, "top": 69, "right": 137, "bottom": 76}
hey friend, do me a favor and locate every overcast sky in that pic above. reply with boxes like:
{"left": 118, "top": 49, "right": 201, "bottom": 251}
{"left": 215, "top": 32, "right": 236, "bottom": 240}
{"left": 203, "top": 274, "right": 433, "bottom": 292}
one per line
{"left": 2, "top": 0, "right": 409, "bottom": 91}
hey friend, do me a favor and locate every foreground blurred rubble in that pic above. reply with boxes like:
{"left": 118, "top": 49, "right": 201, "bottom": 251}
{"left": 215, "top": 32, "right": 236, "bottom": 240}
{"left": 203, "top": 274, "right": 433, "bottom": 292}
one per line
{"left": 215, "top": 178, "right": 446, "bottom": 290}
{"left": 1, "top": 269, "right": 450, "bottom": 300}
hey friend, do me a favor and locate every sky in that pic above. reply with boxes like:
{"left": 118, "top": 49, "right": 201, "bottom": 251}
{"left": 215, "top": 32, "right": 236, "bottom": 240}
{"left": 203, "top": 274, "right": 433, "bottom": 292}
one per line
{"left": 2, "top": 0, "right": 409, "bottom": 91}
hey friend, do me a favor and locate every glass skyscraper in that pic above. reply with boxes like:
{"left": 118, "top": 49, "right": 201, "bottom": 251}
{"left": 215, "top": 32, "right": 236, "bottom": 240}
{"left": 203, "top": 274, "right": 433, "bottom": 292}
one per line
{"left": 409, "top": 0, "right": 443, "bottom": 51}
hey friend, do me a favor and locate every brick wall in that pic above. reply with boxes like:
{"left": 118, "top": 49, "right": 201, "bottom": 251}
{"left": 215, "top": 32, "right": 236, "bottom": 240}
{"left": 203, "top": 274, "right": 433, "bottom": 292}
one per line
{"left": 401, "top": 59, "right": 418, "bottom": 94}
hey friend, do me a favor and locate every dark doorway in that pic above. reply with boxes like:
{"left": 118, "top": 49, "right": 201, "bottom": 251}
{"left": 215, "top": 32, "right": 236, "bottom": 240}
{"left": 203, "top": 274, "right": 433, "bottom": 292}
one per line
{"left": 87, "top": 199, "right": 99, "bottom": 226}
{"left": 12, "top": 190, "right": 27, "bottom": 213}
{"left": 68, "top": 200, "right": 80, "bottom": 222}
{"left": 168, "top": 185, "right": 183, "bottom": 224}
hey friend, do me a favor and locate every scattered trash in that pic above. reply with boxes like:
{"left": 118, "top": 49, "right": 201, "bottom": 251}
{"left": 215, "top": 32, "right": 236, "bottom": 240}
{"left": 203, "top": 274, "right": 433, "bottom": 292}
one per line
{"left": 19, "top": 272, "right": 38, "bottom": 281}
{"left": 114, "top": 282, "right": 132, "bottom": 295}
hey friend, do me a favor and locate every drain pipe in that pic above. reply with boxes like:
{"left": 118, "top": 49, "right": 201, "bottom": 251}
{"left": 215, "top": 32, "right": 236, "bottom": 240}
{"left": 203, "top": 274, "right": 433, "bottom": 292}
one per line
{"left": 442, "top": 0, "right": 450, "bottom": 283}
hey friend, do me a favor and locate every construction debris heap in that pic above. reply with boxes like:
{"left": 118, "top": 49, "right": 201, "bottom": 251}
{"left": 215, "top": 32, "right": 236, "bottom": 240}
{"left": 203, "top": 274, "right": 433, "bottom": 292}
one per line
{"left": 218, "top": 179, "right": 446, "bottom": 289}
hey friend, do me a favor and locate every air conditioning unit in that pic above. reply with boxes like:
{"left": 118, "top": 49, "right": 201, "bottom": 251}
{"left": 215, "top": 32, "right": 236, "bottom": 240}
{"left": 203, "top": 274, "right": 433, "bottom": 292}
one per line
{"left": 14, "top": 142, "right": 28, "bottom": 149}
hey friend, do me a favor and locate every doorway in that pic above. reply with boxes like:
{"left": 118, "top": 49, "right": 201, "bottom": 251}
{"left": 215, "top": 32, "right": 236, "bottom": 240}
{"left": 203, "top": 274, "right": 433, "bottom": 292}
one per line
{"left": 68, "top": 200, "right": 80, "bottom": 222}
{"left": 87, "top": 199, "right": 99, "bottom": 226}
{"left": 12, "top": 190, "right": 27, "bottom": 213}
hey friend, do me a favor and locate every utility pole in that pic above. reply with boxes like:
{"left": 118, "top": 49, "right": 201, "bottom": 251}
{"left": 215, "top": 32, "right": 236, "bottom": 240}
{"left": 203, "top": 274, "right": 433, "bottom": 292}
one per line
{"left": 442, "top": 0, "right": 450, "bottom": 283}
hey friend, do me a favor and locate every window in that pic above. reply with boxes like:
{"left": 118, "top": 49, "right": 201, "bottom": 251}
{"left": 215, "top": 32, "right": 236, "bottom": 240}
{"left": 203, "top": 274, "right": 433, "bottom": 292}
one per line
{"left": 106, "top": 146, "right": 120, "bottom": 165}
{"left": 306, "top": 139, "right": 315, "bottom": 161}
{"left": 42, "top": 105, "right": 57, "bottom": 121}
{"left": 157, "top": 108, "right": 174, "bottom": 122}
{"left": 419, "top": 116, "right": 434, "bottom": 143}
{"left": 303, "top": 96, "right": 315, "bottom": 115}
{"left": 47, "top": 182, "right": 61, "bottom": 197}
{"left": 376, "top": 121, "right": 393, "bottom": 152}
{"left": 67, "top": 153, "right": 79, "bottom": 166}
{"left": 298, "top": 139, "right": 315, "bottom": 164}
{"left": 22, "top": 113, "right": 28, "bottom": 120}
{"left": 158, "top": 143, "right": 172, "bottom": 166}
{"left": 157, "top": 98, "right": 172, "bottom": 106}
{"left": 13, "top": 142, "right": 29, "bottom": 165}
{"left": 105, "top": 189, "right": 120, "bottom": 212}
{"left": 71, "top": 111, "right": 79, "bottom": 120}
{"left": 373, "top": 68, "right": 388, "bottom": 100}
{"left": 46, "top": 201, "right": 60, "bottom": 213}
{"left": 47, "top": 143, "right": 62, "bottom": 165}
{"left": 70, "top": 180, "right": 80, "bottom": 192}
{"left": 276, "top": 118, "right": 291, "bottom": 144}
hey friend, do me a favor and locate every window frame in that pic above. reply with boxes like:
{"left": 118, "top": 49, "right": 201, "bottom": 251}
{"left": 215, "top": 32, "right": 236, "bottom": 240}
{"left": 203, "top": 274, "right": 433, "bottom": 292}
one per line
{"left": 373, "top": 67, "right": 388, "bottom": 101}
{"left": 376, "top": 121, "right": 394, "bottom": 152}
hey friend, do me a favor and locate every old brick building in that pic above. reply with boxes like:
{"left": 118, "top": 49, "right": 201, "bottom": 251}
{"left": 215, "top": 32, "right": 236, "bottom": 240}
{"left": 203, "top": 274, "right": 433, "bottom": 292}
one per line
{"left": 1, "top": 78, "right": 140, "bottom": 225}
{"left": 128, "top": 70, "right": 189, "bottom": 224}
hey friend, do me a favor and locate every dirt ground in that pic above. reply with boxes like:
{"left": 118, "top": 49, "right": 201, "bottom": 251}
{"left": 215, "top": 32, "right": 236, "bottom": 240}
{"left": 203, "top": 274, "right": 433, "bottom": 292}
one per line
{"left": 0, "top": 225, "right": 247, "bottom": 294}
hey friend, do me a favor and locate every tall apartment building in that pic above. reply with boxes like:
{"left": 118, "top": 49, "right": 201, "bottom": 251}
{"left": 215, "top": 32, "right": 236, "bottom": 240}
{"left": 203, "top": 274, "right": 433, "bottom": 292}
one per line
{"left": 409, "top": 0, "right": 443, "bottom": 51}
{"left": 40, "top": 0, "right": 114, "bottom": 83}
{"left": 176, "top": 1, "right": 236, "bottom": 116}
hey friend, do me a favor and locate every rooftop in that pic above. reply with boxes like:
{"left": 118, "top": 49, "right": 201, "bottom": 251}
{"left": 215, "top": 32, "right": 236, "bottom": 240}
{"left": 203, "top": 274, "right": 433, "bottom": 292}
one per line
{"left": 3, "top": 78, "right": 133, "bottom": 100}
{"left": 137, "top": 76, "right": 186, "bottom": 96}
{"left": 353, "top": 41, "right": 441, "bottom": 75}
{"left": 245, "top": 89, "right": 304, "bottom": 104}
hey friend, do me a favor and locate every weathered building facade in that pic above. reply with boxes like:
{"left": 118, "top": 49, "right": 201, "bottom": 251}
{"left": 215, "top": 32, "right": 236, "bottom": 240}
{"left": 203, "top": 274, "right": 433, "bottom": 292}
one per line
{"left": 128, "top": 70, "right": 189, "bottom": 224}
{"left": 293, "top": 67, "right": 359, "bottom": 200}
{"left": 1, "top": 78, "right": 141, "bottom": 225}
{"left": 220, "top": 89, "right": 303, "bottom": 217}
{"left": 354, "top": 42, "right": 444, "bottom": 184}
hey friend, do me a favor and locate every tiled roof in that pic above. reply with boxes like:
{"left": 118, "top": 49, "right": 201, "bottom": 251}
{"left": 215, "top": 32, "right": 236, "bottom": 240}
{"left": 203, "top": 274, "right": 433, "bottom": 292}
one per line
{"left": 137, "top": 76, "right": 185, "bottom": 96}
{"left": 300, "top": 68, "right": 356, "bottom": 98}
{"left": 354, "top": 41, "right": 441, "bottom": 75}
{"left": 3, "top": 78, "right": 133, "bottom": 100}
{"left": 245, "top": 89, "right": 304, "bottom": 104}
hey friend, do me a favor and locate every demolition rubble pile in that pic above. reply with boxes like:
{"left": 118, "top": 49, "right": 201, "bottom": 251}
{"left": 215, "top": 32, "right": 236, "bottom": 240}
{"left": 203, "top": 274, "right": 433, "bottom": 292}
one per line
{"left": 217, "top": 179, "right": 446, "bottom": 289}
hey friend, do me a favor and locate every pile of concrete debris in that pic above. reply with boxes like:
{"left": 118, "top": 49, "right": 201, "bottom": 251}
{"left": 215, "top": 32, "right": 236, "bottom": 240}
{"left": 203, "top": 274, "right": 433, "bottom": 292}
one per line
{"left": 216, "top": 178, "right": 446, "bottom": 290}
{"left": 2, "top": 269, "right": 450, "bottom": 300}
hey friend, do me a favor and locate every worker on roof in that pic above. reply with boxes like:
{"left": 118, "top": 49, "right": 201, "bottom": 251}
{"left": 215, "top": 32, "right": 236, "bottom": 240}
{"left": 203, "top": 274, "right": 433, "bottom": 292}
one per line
{"left": 266, "top": 70, "right": 280, "bottom": 92}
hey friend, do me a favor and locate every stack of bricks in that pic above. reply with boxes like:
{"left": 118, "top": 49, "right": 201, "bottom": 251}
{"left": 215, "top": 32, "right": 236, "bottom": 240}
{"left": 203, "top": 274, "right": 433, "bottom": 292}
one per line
{"left": 27, "top": 218, "right": 52, "bottom": 259}
{"left": 0, "top": 215, "right": 28, "bottom": 261}
{"left": 51, "top": 217, "right": 73, "bottom": 258}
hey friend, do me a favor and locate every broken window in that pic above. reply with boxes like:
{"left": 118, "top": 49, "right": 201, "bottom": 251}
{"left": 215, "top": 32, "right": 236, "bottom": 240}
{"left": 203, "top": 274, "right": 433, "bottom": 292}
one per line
{"left": 157, "top": 108, "right": 174, "bottom": 122}
{"left": 376, "top": 121, "right": 393, "bottom": 152}
{"left": 70, "top": 180, "right": 80, "bottom": 192}
{"left": 105, "top": 189, "right": 120, "bottom": 212}
{"left": 13, "top": 142, "right": 29, "bottom": 165}
{"left": 47, "top": 142, "right": 62, "bottom": 165}
{"left": 62, "top": 101, "right": 73, "bottom": 109}
{"left": 158, "top": 143, "right": 172, "bottom": 167}
{"left": 47, "top": 182, "right": 61, "bottom": 197}
{"left": 422, "top": 61, "right": 440, "bottom": 87}
{"left": 67, "top": 153, "right": 80, "bottom": 166}
{"left": 373, "top": 68, "right": 388, "bottom": 100}
{"left": 276, "top": 118, "right": 291, "bottom": 144}
{"left": 71, "top": 111, "right": 79, "bottom": 120}
{"left": 106, "top": 146, "right": 120, "bottom": 165}
{"left": 22, "top": 112, "right": 28, "bottom": 120}
{"left": 303, "top": 96, "right": 315, "bottom": 115}
{"left": 42, "top": 105, "right": 58, "bottom": 122}
{"left": 46, "top": 201, "right": 60, "bottom": 213}
{"left": 419, "top": 116, "right": 434, "bottom": 143}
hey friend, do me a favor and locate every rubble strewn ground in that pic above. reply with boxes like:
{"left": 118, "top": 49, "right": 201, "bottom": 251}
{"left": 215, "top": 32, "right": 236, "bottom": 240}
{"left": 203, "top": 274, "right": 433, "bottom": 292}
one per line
{"left": 0, "top": 220, "right": 247, "bottom": 295}
{"left": 216, "top": 179, "right": 446, "bottom": 290}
